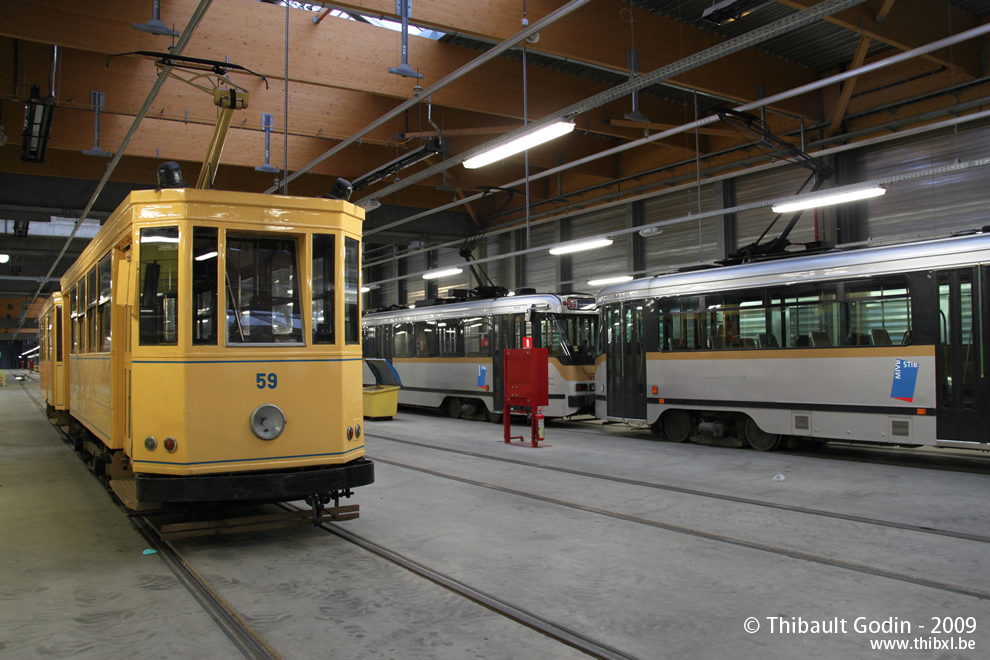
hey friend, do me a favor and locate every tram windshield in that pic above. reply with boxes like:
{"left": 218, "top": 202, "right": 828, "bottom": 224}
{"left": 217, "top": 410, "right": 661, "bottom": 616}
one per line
{"left": 226, "top": 234, "right": 303, "bottom": 344}
{"left": 543, "top": 313, "right": 598, "bottom": 362}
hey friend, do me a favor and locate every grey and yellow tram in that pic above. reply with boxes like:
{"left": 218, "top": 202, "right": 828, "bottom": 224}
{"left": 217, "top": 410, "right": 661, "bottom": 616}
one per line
{"left": 363, "top": 293, "right": 599, "bottom": 420}
{"left": 595, "top": 232, "right": 990, "bottom": 451}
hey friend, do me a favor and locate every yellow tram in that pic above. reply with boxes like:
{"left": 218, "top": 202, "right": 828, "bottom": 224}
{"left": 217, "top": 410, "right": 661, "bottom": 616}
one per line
{"left": 42, "top": 184, "right": 374, "bottom": 514}
{"left": 38, "top": 292, "right": 69, "bottom": 424}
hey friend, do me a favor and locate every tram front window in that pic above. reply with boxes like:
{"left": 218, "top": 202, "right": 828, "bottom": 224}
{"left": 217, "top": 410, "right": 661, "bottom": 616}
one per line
{"left": 139, "top": 226, "right": 179, "bottom": 346}
{"left": 226, "top": 234, "right": 302, "bottom": 344}
{"left": 542, "top": 314, "right": 597, "bottom": 360}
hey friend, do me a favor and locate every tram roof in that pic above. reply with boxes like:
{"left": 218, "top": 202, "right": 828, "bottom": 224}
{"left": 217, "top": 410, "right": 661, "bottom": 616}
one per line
{"left": 363, "top": 293, "right": 595, "bottom": 324}
{"left": 596, "top": 232, "right": 990, "bottom": 303}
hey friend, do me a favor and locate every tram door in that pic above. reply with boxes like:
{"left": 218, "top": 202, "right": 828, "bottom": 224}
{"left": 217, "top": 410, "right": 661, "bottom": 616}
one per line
{"left": 604, "top": 302, "right": 647, "bottom": 420}
{"left": 935, "top": 268, "right": 988, "bottom": 443}
{"left": 492, "top": 315, "right": 505, "bottom": 413}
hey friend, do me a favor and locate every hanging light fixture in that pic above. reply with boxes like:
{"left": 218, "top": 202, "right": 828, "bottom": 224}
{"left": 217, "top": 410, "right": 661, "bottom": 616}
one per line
{"left": 422, "top": 267, "right": 463, "bottom": 280}
{"left": 771, "top": 186, "right": 886, "bottom": 214}
{"left": 133, "top": 0, "right": 179, "bottom": 37}
{"left": 588, "top": 275, "right": 633, "bottom": 286}
{"left": 21, "top": 85, "right": 55, "bottom": 164}
{"left": 548, "top": 237, "right": 613, "bottom": 255}
{"left": 463, "top": 121, "right": 575, "bottom": 169}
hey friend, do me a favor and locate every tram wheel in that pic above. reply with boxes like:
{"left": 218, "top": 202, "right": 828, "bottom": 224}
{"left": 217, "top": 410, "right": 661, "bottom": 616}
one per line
{"left": 485, "top": 408, "right": 503, "bottom": 424}
{"left": 743, "top": 417, "right": 781, "bottom": 451}
{"left": 445, "top": 397, "right": 463, "bottom": 419}
{"left": 662, "top": 410, "right": 692, "bottom": 443}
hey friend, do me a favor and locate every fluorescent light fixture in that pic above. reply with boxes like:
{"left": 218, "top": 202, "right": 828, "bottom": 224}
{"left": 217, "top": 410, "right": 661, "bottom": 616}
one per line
{"left": 463, "top": 121, "right": 575, "bottom": 169}
{"left": 0, "top": 254, "right": 9, "bottom": 264}
{"left": 422, "top": 267, "right": 463, "bottom": 280}
{"left": 194, "top": 251, "right": 218, "bottom": 262}
{"left": 588, "top": 275, "right": 633, "bottom": 286}
{"left": 771, "top": 186, "right": 886, "bottom": 214}
{"left": 549, "top": 237, "right": 613, "bottom": 255}
{"left": 361, "top": 286, "right": 372, "bottom": 293}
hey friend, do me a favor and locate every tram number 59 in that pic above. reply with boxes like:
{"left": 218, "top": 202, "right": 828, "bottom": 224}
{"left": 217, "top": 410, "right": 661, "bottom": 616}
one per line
{"left": 256, "top": 373, "right": 278, "bottom": 389}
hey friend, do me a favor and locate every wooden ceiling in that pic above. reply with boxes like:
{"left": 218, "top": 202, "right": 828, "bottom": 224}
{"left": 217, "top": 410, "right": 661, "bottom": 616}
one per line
{"left": 1, "top": 0, "right": 988, "bottom": 334}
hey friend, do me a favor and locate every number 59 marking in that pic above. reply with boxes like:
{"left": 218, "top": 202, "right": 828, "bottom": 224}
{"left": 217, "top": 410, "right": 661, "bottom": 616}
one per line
{"left": 256, "top": 373, "right": 278, "bottom": 389}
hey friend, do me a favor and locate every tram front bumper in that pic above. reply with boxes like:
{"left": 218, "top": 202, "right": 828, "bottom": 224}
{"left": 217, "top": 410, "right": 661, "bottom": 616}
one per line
{"left": 134, "top": 458, "right": 375, "bottom": 503}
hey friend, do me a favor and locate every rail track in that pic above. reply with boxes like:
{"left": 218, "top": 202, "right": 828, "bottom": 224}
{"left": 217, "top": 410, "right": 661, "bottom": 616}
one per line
{"left": 368, "top": 432, "right": 990, "bottom": 602}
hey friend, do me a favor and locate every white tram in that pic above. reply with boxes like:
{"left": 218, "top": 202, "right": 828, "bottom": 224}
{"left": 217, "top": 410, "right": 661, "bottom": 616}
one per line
{"left": 363, "top": 293, "right": 599, "bottom": 420}
{"left": 595, "top": 232, "right": 990, "bottom": 451}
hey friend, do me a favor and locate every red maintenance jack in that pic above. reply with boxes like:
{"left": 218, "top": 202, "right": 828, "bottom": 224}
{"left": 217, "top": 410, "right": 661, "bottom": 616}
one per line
{"left": 502, "top": 347, "right": 550, "bottom": 448}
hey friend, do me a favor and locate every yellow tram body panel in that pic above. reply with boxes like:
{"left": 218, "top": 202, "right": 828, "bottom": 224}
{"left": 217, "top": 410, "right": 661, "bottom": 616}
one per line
{"left": 129, "top": 356, "right": 365, "bottom": 475}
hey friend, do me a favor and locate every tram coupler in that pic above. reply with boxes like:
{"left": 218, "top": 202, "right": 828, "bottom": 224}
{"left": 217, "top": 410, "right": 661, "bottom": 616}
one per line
{"left": 306, "top": 491, "right": 359, "bottom": 524}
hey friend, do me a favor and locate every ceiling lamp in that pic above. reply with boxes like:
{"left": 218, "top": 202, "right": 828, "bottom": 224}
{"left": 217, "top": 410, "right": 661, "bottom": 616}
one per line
{"left": 588, "top": 275, "right": 633, "bottom": 286}
{"left": 463, "top": 121, "right": 575, "bottom": 169}
{"left": 548, "top": 237, "right": 613, "bottom": 255}
{"left": 422, "top": 267, "right": 463, "bottom": 280}
{"left": 771, "top": 187, "right": 886, "bottom": 214}
{"left": 21, "top": 85, "right": 54, "bottom": 164}
{"left": 133, "top": 0, "right": 179, "bottom": 37}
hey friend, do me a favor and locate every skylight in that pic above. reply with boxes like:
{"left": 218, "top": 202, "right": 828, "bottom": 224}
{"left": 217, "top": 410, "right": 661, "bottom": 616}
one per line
{"left": 274, "top": 2, "right": 445, "bottom": 40}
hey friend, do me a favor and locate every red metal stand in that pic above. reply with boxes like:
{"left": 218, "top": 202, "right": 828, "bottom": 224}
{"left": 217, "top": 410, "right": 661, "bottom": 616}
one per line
{"left": 502, "top": 348, "right": 549, "bottom": 448}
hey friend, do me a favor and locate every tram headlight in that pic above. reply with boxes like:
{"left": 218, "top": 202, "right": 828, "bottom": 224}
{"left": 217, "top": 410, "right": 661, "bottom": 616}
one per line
{"left": 355, "top": 424, "right": 362, "bottom": 439}
{"left": 250, "top": 404, "right": 286, "bottom": 440}
{"left": 144, "top": 436, "right": 157, "bottom": 451}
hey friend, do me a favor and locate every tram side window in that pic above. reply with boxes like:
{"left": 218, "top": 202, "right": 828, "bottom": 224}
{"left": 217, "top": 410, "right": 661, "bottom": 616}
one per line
{"left": 770, "top": 285, "right": 839, "bottom": 348}
{"left": 392, "top": 323, "right": 413, "bottom": 357}
{"left": 70, "top": 282, "right": 81, "bottom": 354}
{"left": 344, "top": 237, "right": 360, "bottom": 345}
{"left": 86, "top": 267, "right": 98, "bottom": 352}
{"left": 658, "top": 298, "right": 702, "bottom": 351}
{"left": 438, "top": 322, "right": 462, "bottom": 356}
{"left": 363, "top": 326, "right": 378, "bottom": 358}
{"left": 55, "top": 308, "right": 63, "bottom": 362}
{"left": 463, "top": 317, "right": 490, "bottom": 357}
{"left": 98, "top": 254, "right": 112, "bottom": 351}
{"left": 192, "top": 227, "right": 218, "bottom": 345}
{"left": 312, "top": 234, "right": 335, "bottom": 344}
{"left": 506, "top": 314, "right": 532, "bottom": 349}
{"left": 707, "top": 293, "right": 766, "bottom": 349}
{"left": 841, "top": 277, "right": 910, "bottom": 346}
{"left": 226, "top": 234, "right": 302, "bottom": 344}
{"left": 139, "top": 227, "right": 180, "bottom": 346}
{"left": 414, "top": 321, "right": 438, "bottom": 357}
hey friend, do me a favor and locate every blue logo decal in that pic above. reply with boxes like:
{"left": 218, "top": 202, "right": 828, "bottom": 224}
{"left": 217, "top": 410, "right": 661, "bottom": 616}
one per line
{"left": 477, "top": 365, "right": 487, "bottom": 388}
{"left": 890, "top": 359, "right": 919, "bottom": 402}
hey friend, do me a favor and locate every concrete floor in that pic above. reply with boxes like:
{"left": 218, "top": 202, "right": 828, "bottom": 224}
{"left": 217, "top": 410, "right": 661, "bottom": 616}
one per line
{"left": 2, "top": 372, "right": 989, "bottom": 659}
